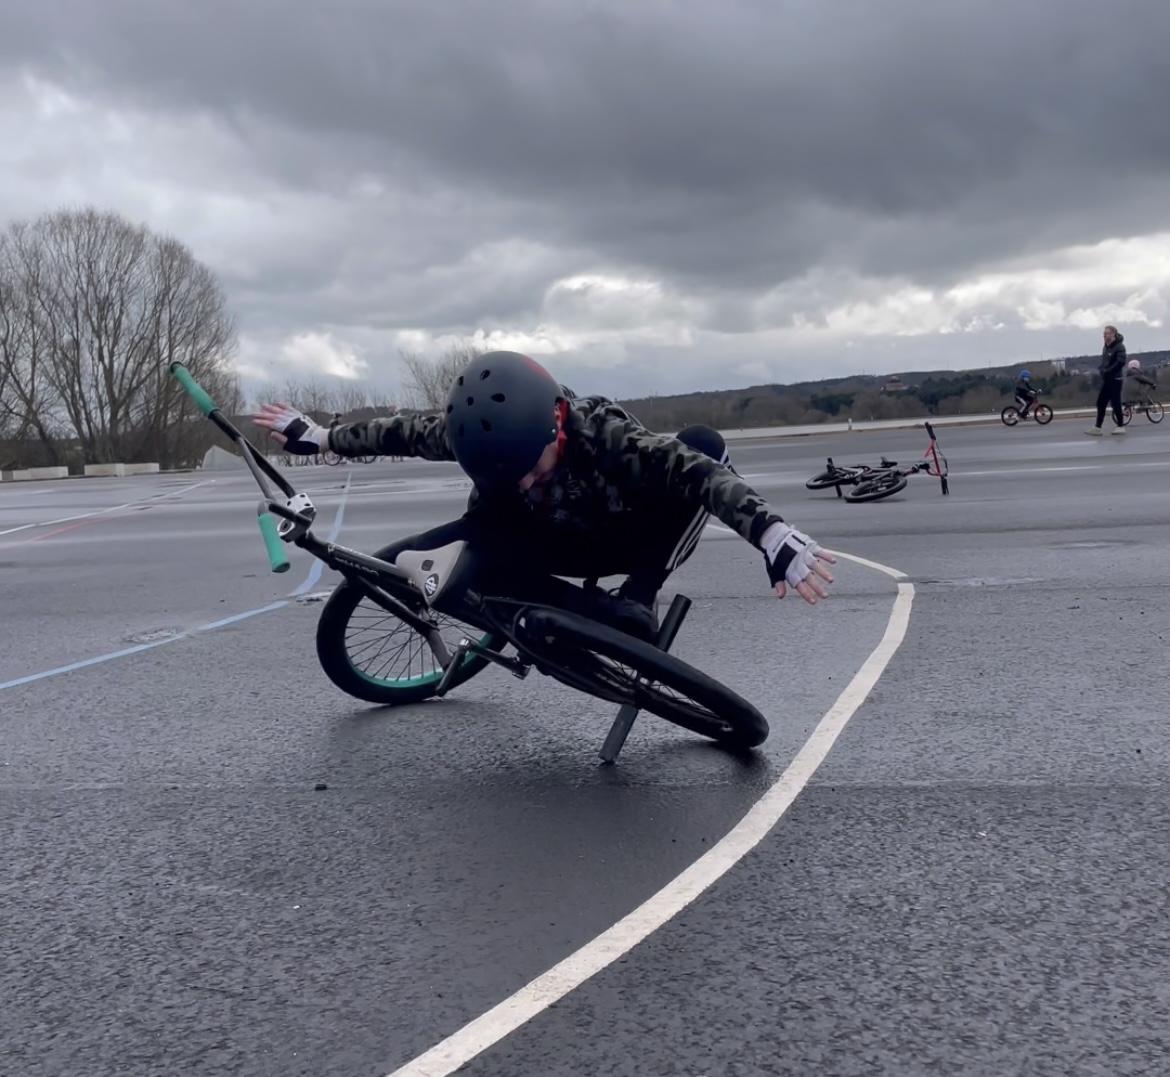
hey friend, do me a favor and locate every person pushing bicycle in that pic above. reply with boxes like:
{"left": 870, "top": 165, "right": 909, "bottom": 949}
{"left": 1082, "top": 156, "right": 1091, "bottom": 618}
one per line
{"left": 254, "top": 351, "right": 835, "bottom": 641}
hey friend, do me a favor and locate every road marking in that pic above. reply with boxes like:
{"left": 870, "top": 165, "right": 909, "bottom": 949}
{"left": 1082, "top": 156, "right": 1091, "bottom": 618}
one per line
{"left": 0, "top": 602, "right": 290, "bottom": 691}
{"left": 829, "top": 549, "right": 909, "bottom": 579}
{"left": 0, "top": 478, "right": 218, "bottom": 538}
{"left": 0, "top": 478, "right": 348, "bottom": 692}
{"left": 384, "top": 555, "right": 914, "bottom": 1077}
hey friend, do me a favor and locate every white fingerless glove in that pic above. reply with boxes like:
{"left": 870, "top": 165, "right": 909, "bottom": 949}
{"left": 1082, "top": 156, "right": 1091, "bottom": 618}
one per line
{"left": 264, "top": 404, "right": 330, "bottom": 455}
{"left": 760, "top": 521, "right": 823, "bottom": 589}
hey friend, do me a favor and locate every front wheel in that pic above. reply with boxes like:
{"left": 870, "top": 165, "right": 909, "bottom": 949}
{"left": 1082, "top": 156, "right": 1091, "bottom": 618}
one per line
{"left": 1000, "top": 406, "right": 1020, "bottom": 427}
{"left": 844, "top": 472, "right": 908, "bottom": 502}
{"left": 1147, "top": 402, "right": 1164, "bottom": 423}
{"left": 1122, "top": 405, "right": 1134, "bottom": 426}
{"left": 315, "top": 572, "right": 505, "bottom": 706}
{"left": 518, "top": 608, "right": 768, "bottom": 749}
{"left": 1034, "top": 404, "right": 1053, "bottom": 424}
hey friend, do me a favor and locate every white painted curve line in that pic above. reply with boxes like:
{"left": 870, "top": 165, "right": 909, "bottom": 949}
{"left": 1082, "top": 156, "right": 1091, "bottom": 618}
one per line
{"left": 385, "top": 557, "right": 914, "bottom": 1077}
{"left": 828, "top": 548, "right": 909, "bottom": 580}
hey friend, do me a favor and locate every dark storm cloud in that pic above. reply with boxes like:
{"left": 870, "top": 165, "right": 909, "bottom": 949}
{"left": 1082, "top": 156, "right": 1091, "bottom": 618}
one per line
{"left": 4, "top": 0, "right": 1170, "bottom": 299}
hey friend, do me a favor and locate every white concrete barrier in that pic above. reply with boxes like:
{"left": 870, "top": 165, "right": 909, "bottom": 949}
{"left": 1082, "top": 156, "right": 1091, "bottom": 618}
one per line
{"left": 84, "top": 463, "right": 127, "bottom": 477}
{"left": 122, "top": 463, "right": 160, "bottom": 475}
{"left": 25, "top": 466, "right": 70, "bottom": 480}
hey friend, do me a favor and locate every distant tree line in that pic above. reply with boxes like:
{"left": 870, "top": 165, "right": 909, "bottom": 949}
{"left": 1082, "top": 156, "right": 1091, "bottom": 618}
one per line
{"left": 4, "top": 204, "right": 1163, "bottom": 472}
{"left": 618, "top": 359, "right": 1168, "bottom": 431}
{"left": 0, "top": 206, "right": 243, "bottom": 472}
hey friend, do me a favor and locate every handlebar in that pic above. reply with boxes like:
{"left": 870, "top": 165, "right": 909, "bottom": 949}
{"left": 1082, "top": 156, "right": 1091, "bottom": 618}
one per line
{"left": 170, "top": 362, "right": 309, "bottom": 574}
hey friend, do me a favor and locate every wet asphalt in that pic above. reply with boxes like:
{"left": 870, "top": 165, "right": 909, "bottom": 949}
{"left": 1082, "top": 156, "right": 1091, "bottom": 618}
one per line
{"left": 3, "top": 414, "right": 1169, "bottom": 1076}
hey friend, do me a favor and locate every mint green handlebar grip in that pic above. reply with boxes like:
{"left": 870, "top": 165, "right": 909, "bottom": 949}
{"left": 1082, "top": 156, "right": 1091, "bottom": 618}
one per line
{"left": 171, "top": 364, "right": 217, "bottom": 417}
{"left": 257, "top": 513, "right": 291, "bottom": 573}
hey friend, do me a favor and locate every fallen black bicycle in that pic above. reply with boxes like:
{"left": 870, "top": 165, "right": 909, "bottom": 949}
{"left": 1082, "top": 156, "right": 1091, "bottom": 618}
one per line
{"left": 806, "top": 422, "right": 950, "bottom": 502}
{"left": 171, "top": 363, "right": 769, "bottom": 763}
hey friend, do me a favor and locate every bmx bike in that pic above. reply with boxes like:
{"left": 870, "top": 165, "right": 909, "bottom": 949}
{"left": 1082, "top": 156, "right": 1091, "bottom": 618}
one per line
{"left": 1001, "top": 390, "right": 1053, "bottom": 427}
{"left": 1122, "top": 399, "right": 1164, "bottom": 425}
{"left": 171, "top": 363, "right": 769, "bottom": 763}
{"left": 806, "top": 422, "right": 950, "bottom": 502}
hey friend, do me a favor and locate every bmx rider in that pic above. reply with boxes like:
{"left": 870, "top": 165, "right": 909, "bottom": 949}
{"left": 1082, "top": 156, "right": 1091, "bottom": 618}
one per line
{"left": 254, "top": 351, "right": 835, "bottom": 641}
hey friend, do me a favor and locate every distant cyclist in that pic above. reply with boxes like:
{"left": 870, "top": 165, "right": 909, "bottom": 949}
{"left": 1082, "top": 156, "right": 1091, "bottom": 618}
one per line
{"left": 254, "top": 351, "right": 835, "bottom": 640}
{"left": 1123, "top": 358, "right": 1157, "bottom": 409}
{"left": 1014, "top": 370, "right": 1039, "bottom": 418}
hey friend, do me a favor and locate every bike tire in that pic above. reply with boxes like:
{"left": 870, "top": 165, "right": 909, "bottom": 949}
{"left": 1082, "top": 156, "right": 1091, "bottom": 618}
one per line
{"left": 844, "top": 473, "right": 909, "bottom": 502}
{"left": 1122, "top": 405, "right": 1134, "bottom": 426}
{"left": 1034, "top": 404, "right": 1053, "bottom": 425}
{"left": 1147, "top": 402, "right": 1164, "bottom": 423}
{"left": 315, "top": 561, "right": 505, "bottom": 706}
{"left": 519, "top": 607, "right": 769, "bottom": 749}
{"left": 1000, "top": 406, "right": 1020, "bottom": 427}
{"left": 806, "top": 469, "right": 857, "bottom": 490}
{"left": 322, "top": 450, "right": 343, "bottom": 466}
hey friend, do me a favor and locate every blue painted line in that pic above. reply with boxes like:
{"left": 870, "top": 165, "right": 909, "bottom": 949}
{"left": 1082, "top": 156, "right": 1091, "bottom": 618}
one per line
{"left": 0, "top": 472, "right": 354, "bottom": 693}
{"left": 290, "top": 470, "right": 352, "bottom": 597}
{"left": 0, "top": 640, "right": 180, "bottom": 691}
{"left": 0, "top": 601, "right": 291, "bottom": 692}
{"left": 195, "top": 601, "right": 291, "bottom": 631}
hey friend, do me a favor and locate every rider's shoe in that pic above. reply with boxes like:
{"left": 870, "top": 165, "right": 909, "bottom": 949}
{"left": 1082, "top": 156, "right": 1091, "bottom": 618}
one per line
{"left": 1085, "top": 426, "right": 1103, "bottom": 436}
{"left": 1112, "top": 426, "right": 1126, "bottom": 435}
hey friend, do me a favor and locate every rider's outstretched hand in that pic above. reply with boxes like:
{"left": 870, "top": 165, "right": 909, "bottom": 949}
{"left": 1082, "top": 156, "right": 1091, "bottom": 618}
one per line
{"left": 253, "top": 403, "right": 330, "bottom": 455}
{"left": 761, "top": 522, "right": 836, "bottom": 604}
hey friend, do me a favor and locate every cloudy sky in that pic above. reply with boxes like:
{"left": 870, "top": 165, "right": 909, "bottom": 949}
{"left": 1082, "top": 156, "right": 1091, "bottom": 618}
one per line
{"left": 4, "top": 0, "right": 1169, "bottom": 400}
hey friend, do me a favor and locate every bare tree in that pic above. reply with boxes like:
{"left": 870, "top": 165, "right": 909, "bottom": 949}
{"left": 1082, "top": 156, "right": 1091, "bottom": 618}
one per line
{"left": 399, "top": 342, "right": 485, "bottom": 411}
{"left": 0, "top": 206, "right": 238, "bottom": 470}
{"left": 272, "top": 374, "right": 378, "bottom": 421}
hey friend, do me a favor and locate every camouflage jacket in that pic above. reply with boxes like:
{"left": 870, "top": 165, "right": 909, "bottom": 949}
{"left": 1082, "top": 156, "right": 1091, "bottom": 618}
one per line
{"left": 329, "top": 391, "right": 785, "bottom": 547}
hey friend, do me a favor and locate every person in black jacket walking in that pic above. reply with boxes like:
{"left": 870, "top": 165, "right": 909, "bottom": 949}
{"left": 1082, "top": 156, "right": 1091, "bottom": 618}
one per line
{"left": 1086, "top": 325, "right": 1127, "bottom": 435}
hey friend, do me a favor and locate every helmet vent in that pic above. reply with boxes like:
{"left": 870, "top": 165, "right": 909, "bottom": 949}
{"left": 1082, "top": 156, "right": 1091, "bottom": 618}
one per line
{"left": 491, "top": 393, "right": 505, "bottom": 403}
{"left": 480, "top": 419, "right": 492, "bottom": 432}
{"left": 445, "top": 404, "right": 453, "bottom": 414}
{"left": 466, "top": 395, "right": 474, "bottom": 405}
{"left": 479, "top": 369, "right": 491, "bottom": 380}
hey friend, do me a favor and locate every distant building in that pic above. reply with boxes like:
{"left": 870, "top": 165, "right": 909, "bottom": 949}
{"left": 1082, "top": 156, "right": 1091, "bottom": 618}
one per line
{"left": 881, "top": 375, "right": 907, "bottom": 393}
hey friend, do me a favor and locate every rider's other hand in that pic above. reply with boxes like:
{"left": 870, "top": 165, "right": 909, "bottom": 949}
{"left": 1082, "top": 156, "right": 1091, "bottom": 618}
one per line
{"left": 773, "top": 553, "right": 835, "bottom": 603}
{"left": 253, "top": 403, "right": 329, "bottom": 455}
{"left": 760, "top": 522, "right": 837, "bottom": 606}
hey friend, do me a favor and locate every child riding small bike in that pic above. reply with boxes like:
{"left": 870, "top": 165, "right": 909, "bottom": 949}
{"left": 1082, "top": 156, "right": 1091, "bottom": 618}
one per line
{"left": 1014, "top": 370, "right": 1039, "bottom": 418}
{"left": 1123, "top": 359, "right": 1157, "bottom": 408}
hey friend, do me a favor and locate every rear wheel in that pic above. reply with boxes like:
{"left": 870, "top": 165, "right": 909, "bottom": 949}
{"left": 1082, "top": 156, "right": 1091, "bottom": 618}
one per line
{"left": 315, "top": 571, "right": 505, "bottom": 706}
{"left": 1147, "top": 402, "right": 1164, "bottom": 423}
{"left": 519, "top": 608, "right": 768, "bottom": 749}
{"left": 844, "top": 472, "right": 908, "bottom": 502}
{"left": 806, "top": 468, "right": 856, "bottom": 490}
{"left": 1122, "top": 405, "right": 1134, "bottom": 426}
{"left": 1034, "top": 404, "right": 1053, "bottom": 424}
{"left": 1000, "top": 406, "right": 1020, "bottom": 426}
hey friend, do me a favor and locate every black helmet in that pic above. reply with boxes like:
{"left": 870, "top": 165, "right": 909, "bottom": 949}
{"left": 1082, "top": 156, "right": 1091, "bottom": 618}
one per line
{"left": 445, "top": 351, "right": 562, "bottom": 494}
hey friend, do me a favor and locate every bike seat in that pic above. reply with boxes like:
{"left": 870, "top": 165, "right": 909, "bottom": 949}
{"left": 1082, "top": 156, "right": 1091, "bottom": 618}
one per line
{"left": 879, "top": 457, "right": 897, "bottom": 467}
